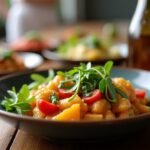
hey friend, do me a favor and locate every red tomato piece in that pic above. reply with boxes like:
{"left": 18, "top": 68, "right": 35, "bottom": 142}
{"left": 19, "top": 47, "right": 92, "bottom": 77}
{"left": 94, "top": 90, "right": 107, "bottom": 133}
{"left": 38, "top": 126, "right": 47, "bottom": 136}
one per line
{"left": 38, "top": 100, "right": 59, "bottom": 115}
{"left": 58, "top": 89, "right": 74, "bottom": 99}
{"left": 135, "top": 89, "right": 146, "bottom": 99}
{"left": 83, "top": 89, "right": 102, "bottom": 104}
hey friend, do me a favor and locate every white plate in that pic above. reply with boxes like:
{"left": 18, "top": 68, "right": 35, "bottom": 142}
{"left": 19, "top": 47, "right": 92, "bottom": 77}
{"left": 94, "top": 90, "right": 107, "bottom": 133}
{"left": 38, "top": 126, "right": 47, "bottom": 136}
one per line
{"left": 110, "top": 43, "right": 129, "bottom": 58}
{"left": 42, "top": 43, "right": 129, "bottom": 62}
{"left": 19, "top": 52, "right": 43, "bottom": 69}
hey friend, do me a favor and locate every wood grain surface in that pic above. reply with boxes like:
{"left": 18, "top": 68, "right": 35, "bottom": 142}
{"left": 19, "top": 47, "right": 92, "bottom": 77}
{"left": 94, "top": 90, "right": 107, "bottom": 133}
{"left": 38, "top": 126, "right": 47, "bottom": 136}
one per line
{"left": 8, "top": 128, "right": 150, "bottom": 150}
{"left": 0, "top": 119, "right": 17, "bottom": 150}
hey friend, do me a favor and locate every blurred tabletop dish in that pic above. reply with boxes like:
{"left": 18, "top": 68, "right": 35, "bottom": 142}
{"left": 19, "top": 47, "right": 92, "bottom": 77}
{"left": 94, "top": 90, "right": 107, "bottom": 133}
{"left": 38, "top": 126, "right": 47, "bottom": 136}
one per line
{"left": 0, "top": 21, "right": 139, "bottom": 150}
{"left": 39, "top": 21, "right": 129, "bottom": 68}
{"left": 0, "top": 21, "right": 129, "bottom": 74}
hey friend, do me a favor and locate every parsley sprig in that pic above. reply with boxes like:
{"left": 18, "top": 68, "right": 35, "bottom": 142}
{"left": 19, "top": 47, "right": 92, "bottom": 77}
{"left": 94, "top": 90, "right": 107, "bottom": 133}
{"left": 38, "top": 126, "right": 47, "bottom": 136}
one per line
{"left": 1, "top": 85, "right": 35, "bottom": 114}
{"left": 29, "top": 70, "right": 55, "bottom": 89}
{"left": 50, "top": 91, "right": 59, "bottom": 104}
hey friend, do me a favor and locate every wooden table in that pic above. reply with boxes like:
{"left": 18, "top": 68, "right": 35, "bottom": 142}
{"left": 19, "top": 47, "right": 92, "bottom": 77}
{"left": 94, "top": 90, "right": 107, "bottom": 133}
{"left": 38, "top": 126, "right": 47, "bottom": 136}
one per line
{"left": 3, "top": 21, "right": 149, "bottom": 150}
{"left": 1, "top": 119, "right": 150, "bottom": 150}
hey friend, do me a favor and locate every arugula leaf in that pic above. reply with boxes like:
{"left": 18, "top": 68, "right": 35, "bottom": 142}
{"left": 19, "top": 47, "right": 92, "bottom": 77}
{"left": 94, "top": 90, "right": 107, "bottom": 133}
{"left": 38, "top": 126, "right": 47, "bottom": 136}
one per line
{"left": 67, "top": 71, "right": 81, "bottom": 102}
{"left": 31, "top": 74, "right": 45, "bottom": 83}
{"left": 81, "top": 81, "right": 94, "bottom": 97}
{"left": 99, "top": 78, "right": 106, "bottom": 93}
{"left": 106, "top": 77, "right": 117, "bottom": 102}
{"left": 86, "top": 62, "right": 92, "bottom": 70}
{"left": 115, "top": 87, "right": 128, "bottom": 99}
{"left": 104, "top": 61, "right": 113, "bottom": 75}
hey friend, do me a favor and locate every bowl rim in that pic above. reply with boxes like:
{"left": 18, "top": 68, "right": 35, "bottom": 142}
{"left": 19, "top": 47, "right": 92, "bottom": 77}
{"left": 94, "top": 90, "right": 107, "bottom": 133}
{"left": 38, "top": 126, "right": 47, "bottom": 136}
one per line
{"left": 0, "top": 67, "right": 150, "bottom": 125}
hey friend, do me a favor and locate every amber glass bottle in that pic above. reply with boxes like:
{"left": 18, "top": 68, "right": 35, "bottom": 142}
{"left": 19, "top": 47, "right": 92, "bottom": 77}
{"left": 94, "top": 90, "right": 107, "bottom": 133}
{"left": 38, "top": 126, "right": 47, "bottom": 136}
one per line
{"left": 129, "top": 0, "right": 150, "bottom": 70}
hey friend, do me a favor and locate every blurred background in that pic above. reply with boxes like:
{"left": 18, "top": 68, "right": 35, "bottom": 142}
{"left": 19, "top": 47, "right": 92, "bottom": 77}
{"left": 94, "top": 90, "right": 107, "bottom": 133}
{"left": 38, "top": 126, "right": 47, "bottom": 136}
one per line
{"left": 0, "top": 0, "right": 136, "bottom": 40}
{"left": 0, "top": 0, "right": 143, "bottom": 75}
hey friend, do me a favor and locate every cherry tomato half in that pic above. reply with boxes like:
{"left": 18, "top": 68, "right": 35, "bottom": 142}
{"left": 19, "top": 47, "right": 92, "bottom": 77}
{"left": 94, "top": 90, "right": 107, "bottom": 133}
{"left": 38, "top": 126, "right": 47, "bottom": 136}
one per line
{"left": 135, "top": 89, "right": 146, "bottom": 99}
{"left": 38, "top": 100, "right": 59, "bottom": 115}
{"left": 83, "top": 89, "right": 102, "bottom": 104}
{"left": 58, "top": 89, "right": 74, "bottom": 99}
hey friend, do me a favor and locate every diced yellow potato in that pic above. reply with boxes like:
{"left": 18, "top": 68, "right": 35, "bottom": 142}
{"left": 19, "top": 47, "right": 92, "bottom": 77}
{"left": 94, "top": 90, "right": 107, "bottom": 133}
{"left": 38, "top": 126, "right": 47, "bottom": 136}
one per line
{"left": 118, "top": 111, "right": 130, "bottom": 119}
{"left": 80, "top": 103, "right": 89, "bottom": 119}
{"left": 33, "top": 107, "right": 45, "bottom": 119}
{"left": 80, "top": 102, "right": 88, "bottom": 113}
{"left": 59, "top": 95, "right": 82, "bottom": 110}
{"left": 128, "top": 108, "right": 135, "bottom": 116}
{"left": 91, "top": 99, "right": 109, "bottom": 115}
{"left": 47, "top": 75, "right": 64, "bottom": 90}
{"left": 134, "top": 102, "right": 150, "bottom": 113}
{"left": 112, "top": 78, "right": 135, "bottom": 101}
{"left": 47, "top": 81, "right": 58, "bottom": 91}
{"left": 138, "top": 98, "right": 149, "bottom": 105}
{"left": 105, "top": 110, "right": 116, "bottom": 120}
{"left": 131, "top": 104, "right": 140, "bottom": 115}
{"left": 52, "top": 75, "right": 64, "bottom": 87}
{"left": 83, "top": 114, "right": 103, "bottom": 121}
{"left": 34, "top": 86, "right": 52, "bottom": 100}
{"left": 118, "top": 108, "right": 135, "bottom": 119}
{"left": 52, "top": 104, "right": 80, "bottom": 121}
{"left": 112, "top": 98, "right": 131, "bottom": 113}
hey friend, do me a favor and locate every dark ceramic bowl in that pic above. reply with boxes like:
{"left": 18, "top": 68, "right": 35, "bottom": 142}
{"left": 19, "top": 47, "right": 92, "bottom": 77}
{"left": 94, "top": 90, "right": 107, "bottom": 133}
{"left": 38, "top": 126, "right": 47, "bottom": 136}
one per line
{"left": 0, "top": 68, "right": 150, "bottom": 142}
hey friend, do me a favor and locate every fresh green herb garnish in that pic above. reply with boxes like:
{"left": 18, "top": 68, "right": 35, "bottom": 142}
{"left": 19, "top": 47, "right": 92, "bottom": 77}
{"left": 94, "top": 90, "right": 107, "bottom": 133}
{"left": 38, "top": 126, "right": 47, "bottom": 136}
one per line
{"left": 29, "top": 70, "right": 55, "bottom": 89}
{"left": 1, "top": 85, "right": 35, "bottom": 114}
{"left": 57, "top": 61, "right": 128, "bottom": 102}
{"left": 57, "top": 35, "right": 103, "bottom": 55}
{"left": 50, "top": 91, "right": 59, "bottom": 104}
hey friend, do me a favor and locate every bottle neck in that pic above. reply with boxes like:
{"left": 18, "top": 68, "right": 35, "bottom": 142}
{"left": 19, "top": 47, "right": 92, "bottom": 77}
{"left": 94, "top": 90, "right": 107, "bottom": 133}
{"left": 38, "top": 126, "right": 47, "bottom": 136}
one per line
{"left": 137, "top": 0, "right": 150, "bottom": 10}
{"left": 138, "top": 0, "right": 150, "bottom": 10}
{"left": 145, "top": 0, "right": 150, "bottom": 9}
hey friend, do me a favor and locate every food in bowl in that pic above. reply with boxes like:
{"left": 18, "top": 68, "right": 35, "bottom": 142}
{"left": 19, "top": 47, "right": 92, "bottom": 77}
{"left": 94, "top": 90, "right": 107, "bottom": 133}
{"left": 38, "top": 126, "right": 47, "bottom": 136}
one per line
{"left": 0, "top": 48, "right": 25, "bottom": 73}
{"left": 1, "top": 61, "right": 150, "bottom": 121}
{"left": 57, "top": 35, "right": 121, "bottom": 61}
{"left": 10, "top": 31, "right": 49, "bottom": 52}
